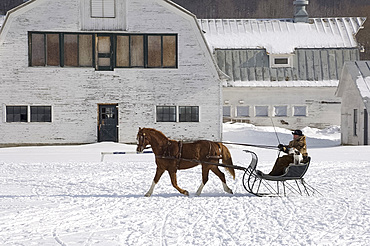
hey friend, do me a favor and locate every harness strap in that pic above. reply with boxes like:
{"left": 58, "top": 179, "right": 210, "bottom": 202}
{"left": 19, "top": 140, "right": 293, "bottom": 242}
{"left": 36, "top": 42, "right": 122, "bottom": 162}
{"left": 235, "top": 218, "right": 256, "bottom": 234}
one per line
{"left": 206, "top": 142, "right": 222, "bottom": 159}
{"left": 176, "top": 141, "right": 183, "bottom": 169}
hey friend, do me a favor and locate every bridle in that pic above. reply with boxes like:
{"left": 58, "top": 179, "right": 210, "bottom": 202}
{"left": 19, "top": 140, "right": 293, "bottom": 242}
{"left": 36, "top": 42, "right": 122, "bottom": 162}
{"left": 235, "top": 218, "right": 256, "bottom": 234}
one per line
{"left": 137, "top": 131, "right": 149, "bottom": 152}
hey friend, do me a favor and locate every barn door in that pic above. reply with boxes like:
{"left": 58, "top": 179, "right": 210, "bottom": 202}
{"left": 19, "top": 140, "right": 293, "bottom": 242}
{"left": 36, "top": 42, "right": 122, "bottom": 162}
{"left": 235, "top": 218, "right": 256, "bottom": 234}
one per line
{"left": 98, "top": 104, "right": 118, "bottom": 142}
{"left": 96, "top": 34, "right": 113, "bottom": 71}
{"left": 365, "top": 109, "right": 368, "bottom": 145}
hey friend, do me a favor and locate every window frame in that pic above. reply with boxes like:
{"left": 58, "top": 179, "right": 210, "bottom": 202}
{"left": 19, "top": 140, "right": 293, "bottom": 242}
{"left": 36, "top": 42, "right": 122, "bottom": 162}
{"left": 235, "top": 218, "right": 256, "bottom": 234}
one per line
{"left": 91, "top": 0, "right": 116, "bottom": 18}
{"left": 5, "top": 105, "right": 52, "bottom": 123}
{"left": 28, "top": 32, "right": 178, "bottom": 70}
{"left": 274, "top": 105, "right": 288, "bottom": 117}
{"left": 179, "top": 106, "right": 199, "bottom": 122}
{"left": 269, "top": 54, "right": 293, "bottom": 68}
{"left": 6, "top": 106, "right": 28, "bottom": 123}
{"left": 156, "top": 106, "right": 177, "bottom": 122}
{"left": 223, "top": 106, "right": 231, "bottom": 117}
{"left": 236, "top": 106, "right": 250, "bottom": 117}
{"left": 255, "top": 106, "right": 269, "bottom": 117}
{"left": 293, "top": 106, "right": 307, "bottom": 117}
{"left": 115, "top": 34, "right": 178, "bottom": 69}
{"left": 30, "top": 106, "right": 52, "bottom": 122}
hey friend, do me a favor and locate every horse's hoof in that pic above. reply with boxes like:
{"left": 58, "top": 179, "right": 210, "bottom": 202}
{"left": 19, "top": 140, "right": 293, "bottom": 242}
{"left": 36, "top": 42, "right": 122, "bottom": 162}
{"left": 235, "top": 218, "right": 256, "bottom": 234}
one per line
{"left": 183, "top": 190, "right": 189, "bottom": 196}
{"left": 144, "top": 193, "right": 151, "bottom": 197}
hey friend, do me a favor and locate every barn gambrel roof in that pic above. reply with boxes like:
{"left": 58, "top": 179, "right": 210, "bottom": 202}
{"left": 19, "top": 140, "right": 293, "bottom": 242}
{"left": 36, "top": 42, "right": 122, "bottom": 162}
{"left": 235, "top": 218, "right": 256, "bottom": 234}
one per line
{"left": 198, "top": 17, "right": 366, "bottom": 54}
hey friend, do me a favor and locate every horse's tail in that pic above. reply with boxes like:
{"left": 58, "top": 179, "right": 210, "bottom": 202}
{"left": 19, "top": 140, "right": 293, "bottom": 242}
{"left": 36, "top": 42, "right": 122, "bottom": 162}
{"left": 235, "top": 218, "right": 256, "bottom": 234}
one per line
{"left": 219, "top": 143, "right": 235, "bottom": 180}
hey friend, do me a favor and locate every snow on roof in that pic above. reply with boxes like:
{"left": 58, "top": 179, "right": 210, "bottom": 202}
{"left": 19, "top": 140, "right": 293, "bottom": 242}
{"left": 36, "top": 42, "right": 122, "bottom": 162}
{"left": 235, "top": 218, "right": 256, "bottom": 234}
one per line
{"left": 354, "top": 61, "right": 370, "bottom": 110}
{"left": 198, "top": 17, "right": 366, "bottom": 54}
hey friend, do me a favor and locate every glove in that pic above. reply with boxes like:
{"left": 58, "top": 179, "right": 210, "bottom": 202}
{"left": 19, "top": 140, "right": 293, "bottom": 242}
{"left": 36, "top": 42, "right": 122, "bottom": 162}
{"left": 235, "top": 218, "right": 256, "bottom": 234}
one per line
{"left": 278, "top": 144, "right": 285, "bottom": 151}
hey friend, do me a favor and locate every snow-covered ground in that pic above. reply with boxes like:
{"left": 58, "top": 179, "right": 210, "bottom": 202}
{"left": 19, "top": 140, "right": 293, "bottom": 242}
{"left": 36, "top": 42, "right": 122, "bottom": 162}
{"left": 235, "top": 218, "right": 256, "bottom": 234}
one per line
{"left": 1, "top": 123, "right": 370, "bottom": 245}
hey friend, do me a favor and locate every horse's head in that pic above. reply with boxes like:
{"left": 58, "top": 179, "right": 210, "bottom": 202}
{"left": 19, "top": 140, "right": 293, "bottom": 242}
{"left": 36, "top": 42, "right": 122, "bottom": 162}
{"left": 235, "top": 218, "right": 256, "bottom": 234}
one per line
{"left": 136, "top": 127, "right": 150, "bottom": 153}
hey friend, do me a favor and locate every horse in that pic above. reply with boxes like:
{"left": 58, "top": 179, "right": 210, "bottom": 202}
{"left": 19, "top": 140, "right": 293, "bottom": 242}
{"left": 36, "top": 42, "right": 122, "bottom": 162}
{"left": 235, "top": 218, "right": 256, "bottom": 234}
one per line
{"left": 136, "top": 127, "right": 235, "bottom": 197}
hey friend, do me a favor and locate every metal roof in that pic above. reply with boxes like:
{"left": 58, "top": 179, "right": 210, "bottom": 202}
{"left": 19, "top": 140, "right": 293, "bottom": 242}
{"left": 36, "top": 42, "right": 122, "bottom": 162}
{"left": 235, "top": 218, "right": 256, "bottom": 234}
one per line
{"left": 353, "top": 61, "right": 370, "bottom": 110}
{"left": 198, "top": 17, "right": 366, "bottom": 54}
{"left": 337, "top": 61, "right": 370, "bottom": 110}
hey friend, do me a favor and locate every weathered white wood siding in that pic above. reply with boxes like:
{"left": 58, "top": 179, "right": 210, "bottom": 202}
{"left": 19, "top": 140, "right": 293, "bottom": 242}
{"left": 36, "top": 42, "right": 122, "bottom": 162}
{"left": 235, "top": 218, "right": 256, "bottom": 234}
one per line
{"left": 337, "top": 62, "right": 370, "bottom": 145}
{"left": 0, "top": 0, "right": 222, "bottom": 145}
{"left": 80, "top": 0, "right": 127, "bottom": 30}
{"left": 223, "top": 86, "right": 341, "bottom": 129}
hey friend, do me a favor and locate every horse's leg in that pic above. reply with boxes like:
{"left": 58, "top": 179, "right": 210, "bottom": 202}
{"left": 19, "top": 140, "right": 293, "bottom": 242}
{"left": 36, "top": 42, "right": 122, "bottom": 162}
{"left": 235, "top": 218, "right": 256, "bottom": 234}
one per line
{"left": 168, "top": 170, "right": 189, "bottom": 196}
{"left": 196, "top": 165, "right": 210, "bottom": 196}
{"left": 145, "top": 167, "right": 165, "bottom": 197}
{"left": 211, "top": 166, "right": 233, "bottom": 194}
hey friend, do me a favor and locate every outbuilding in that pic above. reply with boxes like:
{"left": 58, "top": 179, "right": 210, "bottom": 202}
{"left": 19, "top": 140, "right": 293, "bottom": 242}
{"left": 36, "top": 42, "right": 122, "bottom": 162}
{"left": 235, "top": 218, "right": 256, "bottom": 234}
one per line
{"left": 336, "top": 61, "right": 370, "bottom": 145}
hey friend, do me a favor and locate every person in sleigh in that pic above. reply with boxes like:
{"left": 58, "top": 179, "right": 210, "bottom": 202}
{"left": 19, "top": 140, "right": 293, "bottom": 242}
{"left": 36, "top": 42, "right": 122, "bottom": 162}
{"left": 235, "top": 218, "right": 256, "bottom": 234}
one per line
{"left": 268, "top": 129, "right": 309, "bottom": 176}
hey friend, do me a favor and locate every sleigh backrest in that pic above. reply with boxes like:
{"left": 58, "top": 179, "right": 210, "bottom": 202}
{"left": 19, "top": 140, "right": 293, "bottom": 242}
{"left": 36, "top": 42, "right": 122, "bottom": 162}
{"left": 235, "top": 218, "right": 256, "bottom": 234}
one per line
{"left": 283, "top": 157, "right": 311, "bottom": 179}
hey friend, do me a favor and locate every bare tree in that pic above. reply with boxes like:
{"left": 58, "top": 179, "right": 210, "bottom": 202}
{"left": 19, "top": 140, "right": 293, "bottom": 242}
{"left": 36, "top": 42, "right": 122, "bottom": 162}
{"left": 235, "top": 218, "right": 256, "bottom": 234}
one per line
{"left": 0, "top": 0, "right": 24, "bottom": 15}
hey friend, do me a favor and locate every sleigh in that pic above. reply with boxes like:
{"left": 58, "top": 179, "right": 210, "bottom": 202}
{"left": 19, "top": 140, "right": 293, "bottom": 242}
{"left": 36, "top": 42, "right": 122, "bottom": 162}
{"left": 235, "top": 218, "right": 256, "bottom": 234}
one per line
{"left": 242, "top": 150, "right": 320, "bottom": 197}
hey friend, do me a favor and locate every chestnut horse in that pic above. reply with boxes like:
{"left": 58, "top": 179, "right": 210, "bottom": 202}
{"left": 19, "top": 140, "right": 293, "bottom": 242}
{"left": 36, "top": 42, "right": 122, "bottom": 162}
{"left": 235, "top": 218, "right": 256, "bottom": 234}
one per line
{"left": 136, "top": 128, "right": 235, "bottom": 196}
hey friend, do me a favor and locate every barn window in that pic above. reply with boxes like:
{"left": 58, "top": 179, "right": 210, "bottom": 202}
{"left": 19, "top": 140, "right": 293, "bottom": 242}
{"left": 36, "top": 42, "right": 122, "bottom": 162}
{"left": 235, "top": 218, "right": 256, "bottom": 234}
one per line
{"left": 6, "top": 106, "right": 28, "bottom": 122}
{"left": 269, "top": 54, "right": 293, "bottom": 68}
{"left": 116, "top": 34, "right": 177, "bottom": 68}
{"left": 116, "top": 35, "right": 130, "bottom": 67}
{"left": 156, "top": 106, "right": 176, "bottom": 122}
{"left": 237, "top": 106, "right": 249, "bottom": 117}
{"left": 130, "top": 35, "right": 144, "bottom": 67}
{"left": 255, "top": 106, "right": 269, "bottom": 117}
{"left": 274, "top": 106, "right": 287, "bottom": 117}
{"left": 29, "top": 33, "right": 60, "bottom": 66}
{"left": 64, "top": 34, "right": 78, "bottom": 67}
{"left": 91, "top": 0, "right": 115, "bottom": 18}
{"left": 31, "top": 106, "right": 52, "bottom": 122}
{"left": 179, "top": 106, "right": 199, "bottom": 122}
{"left": 30, "top": 33, "right": 45, "bottom": 66}
{"left": 79, "top": 34, "right": 94, "bottom": 67}
{"left": 29, "top": 32, "right": 177, "bottom": 69}
{"left": 223, "top": 106, "right": 231, "bottom": 117}
{"left": 293, "top": 106, "right": 307, "bottom": 116}
{"left": 46, "top": 34, "right": 60, "bottom": 66}
{"left": 64, "top": 34, "right": 93, "bottom": 67}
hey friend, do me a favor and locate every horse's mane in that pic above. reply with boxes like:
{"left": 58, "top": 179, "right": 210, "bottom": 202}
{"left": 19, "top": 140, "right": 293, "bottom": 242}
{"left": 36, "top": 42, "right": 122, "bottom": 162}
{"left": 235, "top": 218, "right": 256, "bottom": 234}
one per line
{"left": 143, "top": 128, "right": 169, "bottom": 140}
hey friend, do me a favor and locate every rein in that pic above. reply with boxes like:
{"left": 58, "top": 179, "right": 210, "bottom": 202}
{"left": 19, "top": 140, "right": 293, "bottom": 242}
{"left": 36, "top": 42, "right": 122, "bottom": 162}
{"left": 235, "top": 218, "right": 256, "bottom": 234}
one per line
{"left": 221, "top": 142, "right": 278, "bottom": 150}
{"left": 155, "top": 155, "right": 247, "bottom": 171}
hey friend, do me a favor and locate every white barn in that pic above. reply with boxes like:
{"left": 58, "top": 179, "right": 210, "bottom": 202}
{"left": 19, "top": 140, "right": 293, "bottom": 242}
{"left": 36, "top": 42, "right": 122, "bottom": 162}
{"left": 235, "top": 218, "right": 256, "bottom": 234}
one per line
{"left": 336, "top": 61, "right": 370, "bottom": 145}
{"left": 0, "top": 0, "right": 224, "bottom": 146}
{"left": 198, "top": 1, "right": 366, "bottom": 130}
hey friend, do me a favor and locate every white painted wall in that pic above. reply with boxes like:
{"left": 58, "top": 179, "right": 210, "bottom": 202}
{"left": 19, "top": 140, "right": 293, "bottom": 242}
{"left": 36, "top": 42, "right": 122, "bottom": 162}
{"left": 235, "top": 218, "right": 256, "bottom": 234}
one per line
{"left": 0, "top": 0, "right": 222, "bottom": 145}
{"left": 223, "top": 86, "right": 341, "bottom": 129}
{"left": 338, "top": 67, "right": 369, "bottom": 145}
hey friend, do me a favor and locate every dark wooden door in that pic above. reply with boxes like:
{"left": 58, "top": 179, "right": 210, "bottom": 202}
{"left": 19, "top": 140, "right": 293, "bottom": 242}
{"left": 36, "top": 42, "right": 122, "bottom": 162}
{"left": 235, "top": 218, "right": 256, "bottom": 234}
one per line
{"left": 365, "top": 109, "right": 368, "bottom": 145}
{"left": 98, "top": 104, "right": 118, "bottom": 142}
